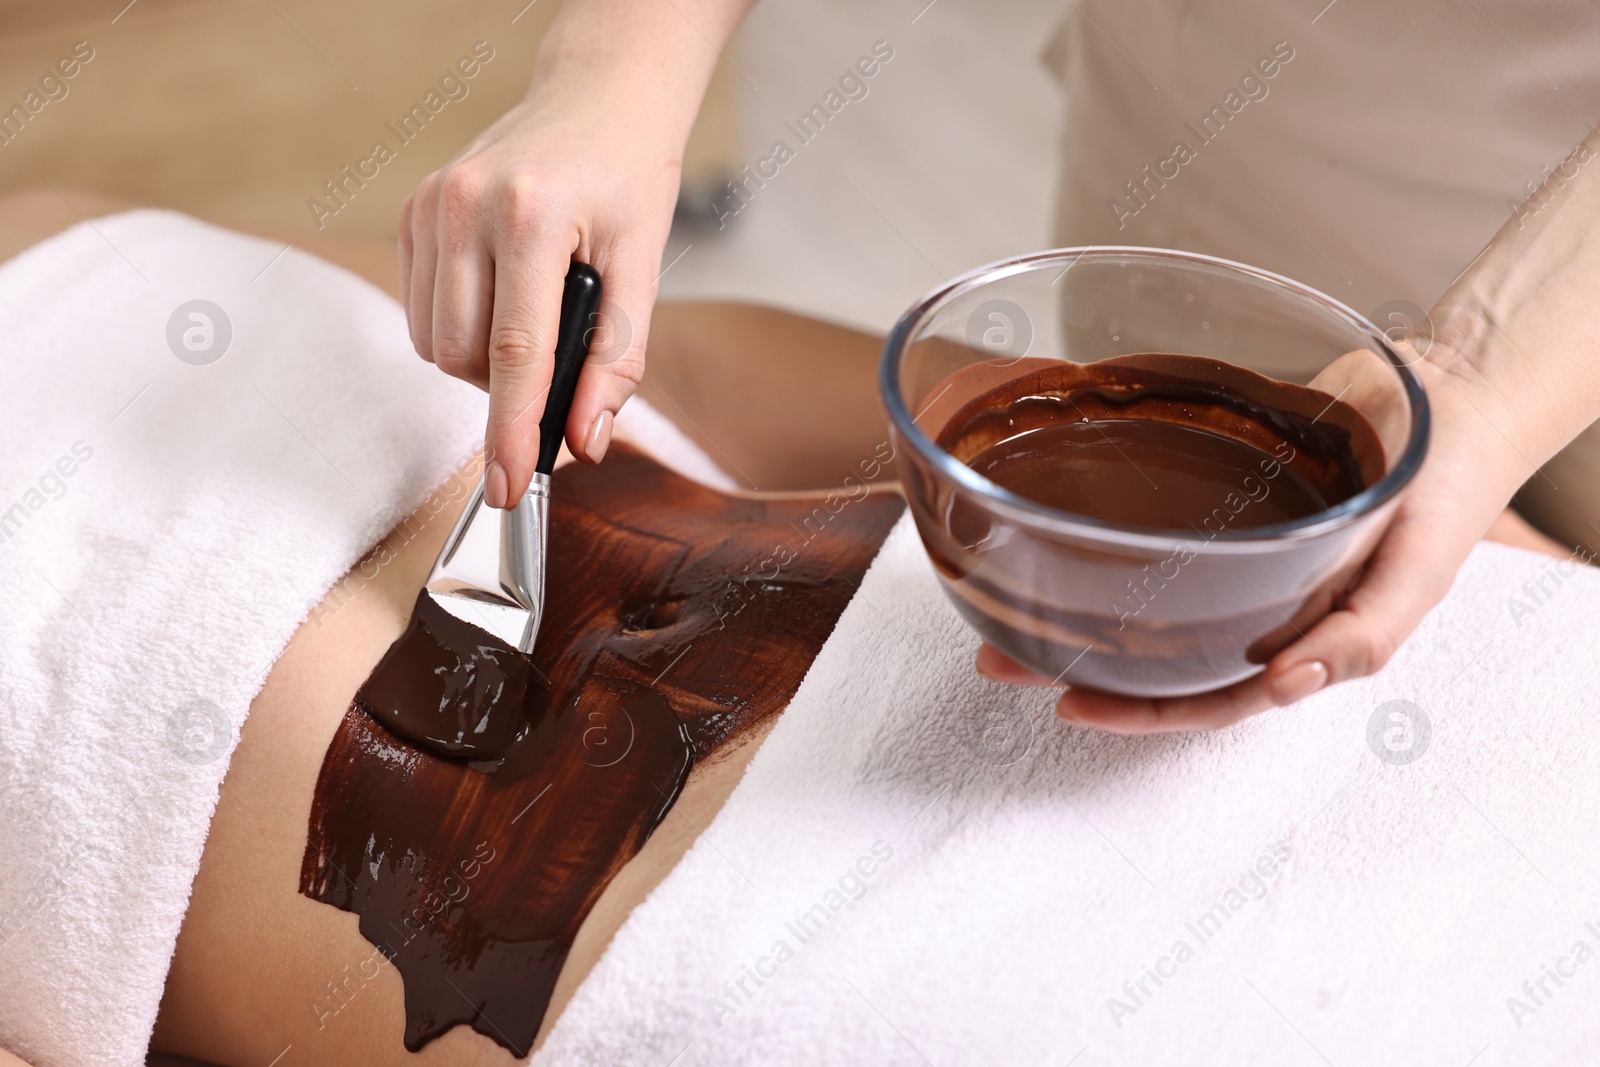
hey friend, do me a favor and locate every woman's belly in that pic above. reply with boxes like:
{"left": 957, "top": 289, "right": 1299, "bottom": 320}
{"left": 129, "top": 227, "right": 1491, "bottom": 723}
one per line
{"left": 152, "top": 446, "right": 902, "bottom": 1065}
{"left": 152, "top": 453, "right": 524, "bottom": 1066}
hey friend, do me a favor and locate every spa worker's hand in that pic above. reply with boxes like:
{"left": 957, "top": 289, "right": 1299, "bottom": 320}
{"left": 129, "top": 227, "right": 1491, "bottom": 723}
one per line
{"left": 978, "top": 131, "right": 1600, "bottom": 733}
{"left": 399, "top": 0, "right": 754, "bottom": 509}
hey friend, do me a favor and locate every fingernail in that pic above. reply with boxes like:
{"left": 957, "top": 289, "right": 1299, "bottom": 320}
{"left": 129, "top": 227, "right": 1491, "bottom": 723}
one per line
{"left": 1270, "top": 660, "right": 1328, "bottom": 706}
{"left": 585, "top": 410, "right": 614, "bottom": 464}
{"left": 484, "top": 460, "right": 509, "bottom": 509}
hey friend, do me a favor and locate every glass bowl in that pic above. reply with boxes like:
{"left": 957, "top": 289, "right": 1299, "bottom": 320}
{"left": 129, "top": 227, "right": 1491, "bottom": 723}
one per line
{"left": 880, "top": 247, "right": 1430, "bottom": 698}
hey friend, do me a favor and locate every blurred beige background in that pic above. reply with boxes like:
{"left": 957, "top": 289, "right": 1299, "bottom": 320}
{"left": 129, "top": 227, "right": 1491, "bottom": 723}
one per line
{"left": 0, "top": 0, "right": 743, "bottom": 239}
{"left": 0, "top": 0, "right": 1063, "bottom": 333}
{"left": 653, "top": 0, "right": 1062, "bottom": 329}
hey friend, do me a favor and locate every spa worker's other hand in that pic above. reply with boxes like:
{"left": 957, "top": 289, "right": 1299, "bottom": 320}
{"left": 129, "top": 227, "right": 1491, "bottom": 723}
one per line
{"left": 977, "top": 132, "right": 1600, "bottom": 734}
{"left": 399, "top": 0, "right": 753, "bottom": 509}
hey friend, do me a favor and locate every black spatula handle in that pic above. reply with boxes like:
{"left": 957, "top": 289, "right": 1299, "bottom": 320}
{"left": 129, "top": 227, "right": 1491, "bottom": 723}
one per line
{"left": 535, "top": 261, "right": 603, "bottom": 476}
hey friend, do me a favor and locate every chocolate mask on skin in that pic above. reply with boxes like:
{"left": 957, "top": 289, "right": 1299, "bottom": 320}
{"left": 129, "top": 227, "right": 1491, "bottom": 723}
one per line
{"left": 301, "top": 445, "right": 904, "bottom": 1056}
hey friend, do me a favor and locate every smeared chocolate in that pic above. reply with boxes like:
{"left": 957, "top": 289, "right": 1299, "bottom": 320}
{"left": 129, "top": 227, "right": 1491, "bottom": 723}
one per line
{"left": 356, "top": 596, "right": 533, "bottom": 759}
{"left": 301, "top": 445, "right": 903, "bottom": 1056}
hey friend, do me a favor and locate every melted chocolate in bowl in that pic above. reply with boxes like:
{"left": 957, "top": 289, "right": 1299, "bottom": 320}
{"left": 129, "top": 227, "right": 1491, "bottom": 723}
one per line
{"left": 300, "top": 445, "right": 903, "bottom": 1056}
{"left": 967, "top": 419, "right": 1333, "bottom": 530}
{"left": 923, "top": 353, "right": 1387, "bottom": 695}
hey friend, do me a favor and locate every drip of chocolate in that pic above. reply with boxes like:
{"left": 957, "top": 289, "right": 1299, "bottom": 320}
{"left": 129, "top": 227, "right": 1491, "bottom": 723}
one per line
{"left": 301, "top": 444, "right": 903, "bottom": 1057}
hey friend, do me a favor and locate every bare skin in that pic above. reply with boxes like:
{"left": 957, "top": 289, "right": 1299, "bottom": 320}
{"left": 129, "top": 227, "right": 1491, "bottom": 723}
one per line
{"left": 0, "top": 189, "right": 885, "bottom": 1066}
{"left": 0, "top": 188, "right": 1570, "bottom": 1065}
{"left": 149, "top": 445, "right": 808, "bottom": 1066}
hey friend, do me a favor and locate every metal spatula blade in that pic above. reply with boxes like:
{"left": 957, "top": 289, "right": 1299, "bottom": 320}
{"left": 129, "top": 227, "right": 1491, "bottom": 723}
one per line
{"left": 421, "top": 260, "right": 601, "bottom": 656}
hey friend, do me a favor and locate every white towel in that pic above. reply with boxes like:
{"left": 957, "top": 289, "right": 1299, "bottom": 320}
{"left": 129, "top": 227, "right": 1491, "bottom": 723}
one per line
{"left": 535, "top": 515, "right": 1600, "bottom": 1066}
{"left": 614, "top": 399, "right": 739, "bottom": 493}
{"left": 0, "top": 209, "right": 485, "bottom": 1067}
{"left": 0, "top": 210, "right": 724, "bottom": 1067}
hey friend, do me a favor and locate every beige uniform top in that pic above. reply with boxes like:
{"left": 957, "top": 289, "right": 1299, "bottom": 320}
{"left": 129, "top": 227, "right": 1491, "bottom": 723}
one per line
{"left": 1043, "top": 0, "right": 1600, "bottom": 545}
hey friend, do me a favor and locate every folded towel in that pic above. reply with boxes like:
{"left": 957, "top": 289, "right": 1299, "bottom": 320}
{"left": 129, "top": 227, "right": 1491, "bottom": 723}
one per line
{"left": 535, "top": 515, "right": 1600, "bottom": 1066}
{"left": 0, "top": 211, "right": 724, "bottom": 1067}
